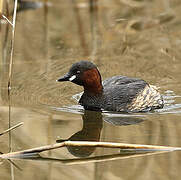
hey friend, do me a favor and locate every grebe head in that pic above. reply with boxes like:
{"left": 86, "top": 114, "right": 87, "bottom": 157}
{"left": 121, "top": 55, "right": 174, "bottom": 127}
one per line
{"left": 57, "top": 61, "right": 103, "bottom": 94}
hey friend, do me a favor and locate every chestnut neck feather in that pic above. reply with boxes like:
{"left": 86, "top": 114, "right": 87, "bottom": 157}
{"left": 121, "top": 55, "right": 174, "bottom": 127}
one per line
{"left": 82, "top": 68, "right": 103, "bottom": 95}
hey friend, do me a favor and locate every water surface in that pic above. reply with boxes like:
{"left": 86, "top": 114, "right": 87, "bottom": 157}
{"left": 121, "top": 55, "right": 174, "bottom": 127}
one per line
{"left": 1, "top": 0, "right": 181, "bottom": 179}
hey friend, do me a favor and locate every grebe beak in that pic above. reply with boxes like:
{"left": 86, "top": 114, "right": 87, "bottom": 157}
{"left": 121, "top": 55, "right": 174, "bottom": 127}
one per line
{"left": 56, "top": 73, "right": 70, "bottom": 82}
{"left": 57, "top": 73, "right": 77, "bottom": 82}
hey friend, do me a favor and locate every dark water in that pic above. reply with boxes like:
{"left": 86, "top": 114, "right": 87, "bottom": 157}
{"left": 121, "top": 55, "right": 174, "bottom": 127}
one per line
{"left": 1, "top": 0, "right": 181, "bottom": 179}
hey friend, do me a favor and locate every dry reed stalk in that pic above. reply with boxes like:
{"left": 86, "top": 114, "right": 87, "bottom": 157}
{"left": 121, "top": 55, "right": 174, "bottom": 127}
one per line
{"left": 8, "top": 0, "right": 18, "bottom": 87}
{"left": 2, "top": 14, "right": 13, "bottom": 26}
{"left": 7, "top": 0, "right": 18, "bottom": 154}
{"left": 0, "top": 141, "right": 180, "bottom": 160}
{"left": 0, "top": 122, "right": 24, "bottom": 136}
{"left": 0, "top": 0, "right": 3, "bottom": 16}
{"left": 8, "top": 151, "right": 170, "bottom": 165}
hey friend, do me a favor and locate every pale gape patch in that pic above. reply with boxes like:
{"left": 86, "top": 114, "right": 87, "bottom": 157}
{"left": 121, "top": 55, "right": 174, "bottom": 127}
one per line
{"left": 69, "top": 75, "right": 76, "bottom": 81}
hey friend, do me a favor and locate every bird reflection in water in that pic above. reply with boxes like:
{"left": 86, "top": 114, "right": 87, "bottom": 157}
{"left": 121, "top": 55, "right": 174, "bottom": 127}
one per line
{"left": 57, "top": 110, "right": 103, "bottom": 157}
{"left": 56, "top": 110, "right": 144, "bottom": 157}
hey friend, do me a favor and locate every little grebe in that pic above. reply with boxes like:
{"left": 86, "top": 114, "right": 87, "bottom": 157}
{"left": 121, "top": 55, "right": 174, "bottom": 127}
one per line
{"left": 57, "top": 61, "right": 164, "bottom": 112}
